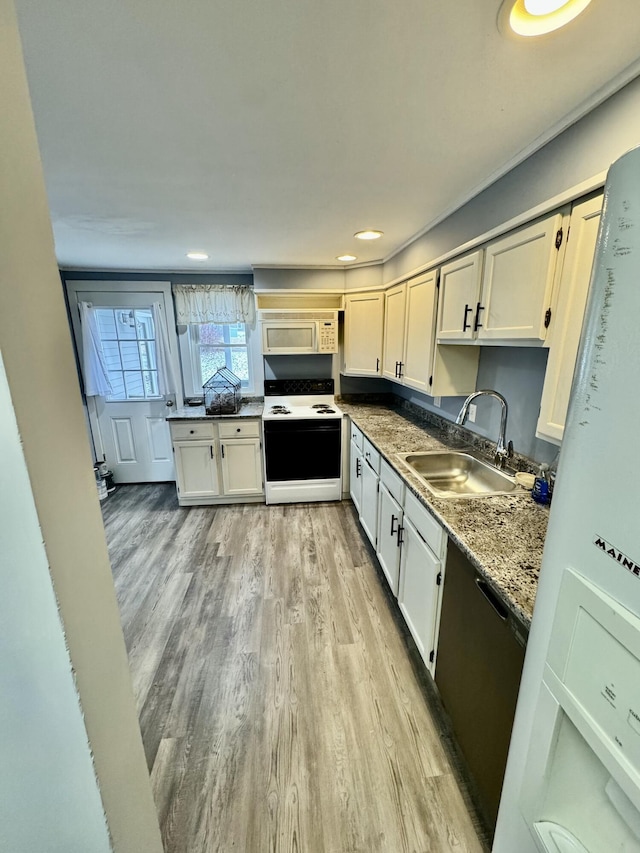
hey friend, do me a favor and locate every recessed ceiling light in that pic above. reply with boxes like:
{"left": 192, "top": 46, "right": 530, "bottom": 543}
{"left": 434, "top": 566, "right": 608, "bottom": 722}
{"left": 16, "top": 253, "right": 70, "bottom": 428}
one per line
{"left": 186, "top": 251, "right": 209, "bottom": 260}
{"left": 501, "top": 0, "right": 592, "bottom": 36}
{"left": 354, "top": 230, "right": 384, "bottom": 241}
{"left": 336, "top": 254, "right": 358, "bottom": 262}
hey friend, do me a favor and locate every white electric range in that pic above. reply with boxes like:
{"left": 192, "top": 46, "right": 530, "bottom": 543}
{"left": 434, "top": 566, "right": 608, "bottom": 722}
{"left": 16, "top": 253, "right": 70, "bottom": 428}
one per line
{"left": 262, "top": 379, "right": 343, "bottom": 504}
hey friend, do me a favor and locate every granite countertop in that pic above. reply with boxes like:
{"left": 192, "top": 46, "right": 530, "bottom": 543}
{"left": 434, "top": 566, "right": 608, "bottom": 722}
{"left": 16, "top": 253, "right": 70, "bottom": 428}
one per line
{"left": 340, "top": 402, "right": 549, "bottom": 627}
{"left": 167, "top": 400, "right": 264, "bottom": 420}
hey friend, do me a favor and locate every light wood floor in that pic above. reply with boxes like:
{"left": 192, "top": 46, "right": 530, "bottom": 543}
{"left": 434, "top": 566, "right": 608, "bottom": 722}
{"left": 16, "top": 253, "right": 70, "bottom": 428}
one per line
{"left": 103, "top": 485, "right": 489, "bottom": 853}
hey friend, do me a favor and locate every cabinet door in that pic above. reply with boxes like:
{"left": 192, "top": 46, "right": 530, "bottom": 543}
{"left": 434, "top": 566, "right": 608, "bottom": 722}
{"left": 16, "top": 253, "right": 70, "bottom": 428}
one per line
{"left": 437, "top": 251, "right": 483, "bottom": 342}
{"left": 398, "top": 518, "right": 442, "bottom": 674}
{"left": 376, "top": 483, "right": 403, "bottom": 595}
{"left": 478, "top": 211, "right": 566, "bottom": 341}
{"left": 220, "top": 438, "right": 263, "bottom": 495}
{"left": 402, "top": 271, "right": 438, "bottom": 393}
{"left": 174, "top": 440, "right": 220, "bottom": 498}
{"left": 349, "top": 440, "right": 363, "bottom": 513}
{"left": 359, "top": 461, "right": 379, "bottom": 547}
{"left": 344, "top": 293, "right": 384, "bottom": 376}
{"left": 382, "top": 284, "right": 406, "bottom": 381}
{"left": 536, "top": 194, "right": 602, "bottom": 444}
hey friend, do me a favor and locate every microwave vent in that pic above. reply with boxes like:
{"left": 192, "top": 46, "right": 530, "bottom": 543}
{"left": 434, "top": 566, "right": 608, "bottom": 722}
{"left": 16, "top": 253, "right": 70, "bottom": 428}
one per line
{"left": 259, "top": 310, "right": 338, "bottom": 321}
{"left": 255, "top": 293, "right": 343, "bottom": 311}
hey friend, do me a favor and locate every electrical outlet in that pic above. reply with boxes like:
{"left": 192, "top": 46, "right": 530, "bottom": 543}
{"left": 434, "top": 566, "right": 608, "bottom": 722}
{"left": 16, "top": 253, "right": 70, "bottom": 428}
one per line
{"left": 433, "top": 396, "right": 441, "bottom": 407}
{"left": 468, "top": 403, "right": 477, "bottom": 423}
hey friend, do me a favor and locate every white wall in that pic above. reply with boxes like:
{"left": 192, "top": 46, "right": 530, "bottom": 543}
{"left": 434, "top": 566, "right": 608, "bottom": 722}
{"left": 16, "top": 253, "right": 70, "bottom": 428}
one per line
{"left": 0, "top": 355, "right": 112, "bottom": 853}
{"left": 0, "top": 1, "right": 163, "bottom": 849}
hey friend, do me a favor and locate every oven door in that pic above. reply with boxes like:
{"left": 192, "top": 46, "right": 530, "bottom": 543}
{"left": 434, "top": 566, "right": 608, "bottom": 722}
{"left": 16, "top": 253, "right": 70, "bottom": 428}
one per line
{"left": 264, "top": 418, "right": 341, "bottom": 481}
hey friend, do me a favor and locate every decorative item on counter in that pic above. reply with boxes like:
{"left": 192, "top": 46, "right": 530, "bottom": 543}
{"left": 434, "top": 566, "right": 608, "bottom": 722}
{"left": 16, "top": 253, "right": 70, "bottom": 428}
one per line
{"left": 203, "top": 366, "right": 242, "bottom": 415}
{"left": 532, "top": 463, "right": 550, "bottom": 505}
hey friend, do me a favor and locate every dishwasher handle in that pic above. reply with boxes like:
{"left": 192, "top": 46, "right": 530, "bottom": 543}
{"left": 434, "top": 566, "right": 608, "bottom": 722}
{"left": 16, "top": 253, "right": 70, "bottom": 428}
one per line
{"left": 475, "top": 577, "right": 508, "bottom": 621}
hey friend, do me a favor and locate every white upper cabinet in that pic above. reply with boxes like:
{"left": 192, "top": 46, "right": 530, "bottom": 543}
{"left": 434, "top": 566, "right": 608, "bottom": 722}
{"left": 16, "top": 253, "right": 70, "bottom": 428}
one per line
{"left": 536, "top": 193, "right": 603, "bottom": 444}
{"left": 382, "top": 268, "right": 479, "bottom": 397}
{"left": 437, "top": 251, "right": 483, "bottom": 341}
{"left": 477, "top": 211, "right": 568, "bottom": 342}
{"left": 436, "top": 212, "right": 569, "bottom": 345}
{"left": 402, "top": 270, "right": 438, "bottom": 393}
{"left": 382, "top": 284, "right": 407, "bottom": 380}
{"left": 343, "top": 292, "right": 384, "bottom": 376}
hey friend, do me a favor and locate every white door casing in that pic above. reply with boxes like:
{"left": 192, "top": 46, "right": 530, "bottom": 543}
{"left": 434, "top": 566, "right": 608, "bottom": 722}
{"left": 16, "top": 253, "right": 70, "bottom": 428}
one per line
{"left": 67, "top": 282, "right": 182, "bottom": 483}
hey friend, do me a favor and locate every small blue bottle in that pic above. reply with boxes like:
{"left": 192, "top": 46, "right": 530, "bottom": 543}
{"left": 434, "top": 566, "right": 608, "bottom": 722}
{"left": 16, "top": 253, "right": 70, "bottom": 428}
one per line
{"left": 532, "top": 464, "right": 550, "bottom": 505}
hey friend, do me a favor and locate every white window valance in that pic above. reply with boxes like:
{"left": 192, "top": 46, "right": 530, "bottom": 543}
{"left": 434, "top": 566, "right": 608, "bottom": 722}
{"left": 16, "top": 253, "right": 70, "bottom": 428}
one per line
{"left": 173, "top": 284, "right": 255, "bottom": 326}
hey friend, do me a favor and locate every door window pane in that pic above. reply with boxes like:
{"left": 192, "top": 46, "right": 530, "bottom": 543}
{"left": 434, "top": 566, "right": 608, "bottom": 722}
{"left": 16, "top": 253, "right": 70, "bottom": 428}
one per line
{"left": 93, "top": 307, "right": 162, "bottom": 401}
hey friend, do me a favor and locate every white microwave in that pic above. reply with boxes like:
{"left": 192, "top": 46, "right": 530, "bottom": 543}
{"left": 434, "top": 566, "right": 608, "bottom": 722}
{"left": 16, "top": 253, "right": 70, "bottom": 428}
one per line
{"left": 261, "top": 312, "right": 338, "bottom": 355}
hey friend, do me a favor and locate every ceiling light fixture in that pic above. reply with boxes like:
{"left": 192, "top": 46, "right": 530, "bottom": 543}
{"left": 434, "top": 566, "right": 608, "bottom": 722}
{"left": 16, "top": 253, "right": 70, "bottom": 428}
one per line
{"left": 336, "top": 254, "right": 357, "bottom": 262}
{"left": 186, "top": 252, "right": 209, "bottom": 260}
{"left": 354, "top": 230, "right": 384, "bottom": 241}
{"left": 500, "top": 0, "right": 591, "bottom": 36}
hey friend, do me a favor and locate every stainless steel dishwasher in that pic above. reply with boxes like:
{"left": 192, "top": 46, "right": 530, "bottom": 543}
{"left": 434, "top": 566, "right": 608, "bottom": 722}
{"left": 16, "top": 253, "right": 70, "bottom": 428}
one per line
{"left": 435, "top": 541, "right": 528, "bottom": 832}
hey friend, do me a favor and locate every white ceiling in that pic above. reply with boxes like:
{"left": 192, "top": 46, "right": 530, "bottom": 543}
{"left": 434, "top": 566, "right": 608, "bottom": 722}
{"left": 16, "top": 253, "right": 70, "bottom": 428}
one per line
{"left": 14, "top": 0, "right": 640, "bottom": 272}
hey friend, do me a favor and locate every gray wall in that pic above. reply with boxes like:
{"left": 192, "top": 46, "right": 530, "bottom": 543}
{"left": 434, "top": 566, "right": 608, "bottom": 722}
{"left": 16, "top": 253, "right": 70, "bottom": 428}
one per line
{"left": 365, "top": 347, "right": 558, "bottom": 465}
{"left": 254, "top": 267, "right": 344, "bottom": 291}
{"left": 382, "top": 73, "right": 640, "bottom": 285}
{"left": 264, "top": 354, "right": 333, "bottom": 380}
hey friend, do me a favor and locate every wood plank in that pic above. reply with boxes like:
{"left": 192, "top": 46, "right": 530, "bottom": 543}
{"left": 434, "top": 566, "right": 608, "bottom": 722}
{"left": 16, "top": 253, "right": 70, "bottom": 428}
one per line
{"left": 104, "top": 485, "right": 490, "bottom": 852}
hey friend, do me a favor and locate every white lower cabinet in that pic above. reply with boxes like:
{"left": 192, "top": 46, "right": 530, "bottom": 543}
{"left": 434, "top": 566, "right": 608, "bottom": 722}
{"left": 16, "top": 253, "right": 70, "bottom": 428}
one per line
{"left": 360, "top": 458, "right": 379, "bottom": 546}
{"left": 174, "top": 439, "right": 220, "bottom": 499}
{"left": 398, "top": 517, "right": 444, "bottom": 676}
{"left": 376, "top": 482, "right": 403, "bottom": 595}
{"left": 349, "top": 426, "right": 364, "bottom": 513}
{"left": 349, "top": 420, "right": 447, "bottom": 677}
{"left": 219, "top": 438, "right": 263, "bottom": 495}
{"left": 171, "top": 418, "right": 263, "bottom": 505}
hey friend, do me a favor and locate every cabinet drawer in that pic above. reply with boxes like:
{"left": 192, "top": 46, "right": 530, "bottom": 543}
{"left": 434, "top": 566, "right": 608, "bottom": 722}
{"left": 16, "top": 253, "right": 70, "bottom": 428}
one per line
{"left": 362, "top": 437, "right": 380, "bottom": 474}
{"left": 218, "top": 420, "right": 260, "bottom": 439}
{"left": 403, "top": 490, "right": 446, "bottom": 559}
{"left": 170, "top": 421, "right": 215, "bottom": 441}
{"left": 380, "top": 458, "right": 405, "bottom": 505}
{"left": 350, "top": 420, "right": 364, "bottom": 450}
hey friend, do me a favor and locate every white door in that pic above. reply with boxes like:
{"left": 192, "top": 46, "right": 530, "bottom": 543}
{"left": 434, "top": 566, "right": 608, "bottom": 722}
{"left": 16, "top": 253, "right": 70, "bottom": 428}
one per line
{"left": 72, "top": 291, "right": 177, "bottom": 483}
{"left": 174, "top": 440, "right": 220, "bottom": 498}
{"left": 349, "top": 440, "right": 363, "bottom": 514}
{"left": 478, "top": 211, "right": 566, "bottom": 341}
{"left": 403, "top": 271, "right": 438, "bottom": 393}
{"left": 382, "top": 284, "right": 406, "bottom": 381}
{"left": 359, "top": 460, "right": 379, "bottom": 547}
{"left": 220, "top": 438, "right": 263, "bottom": 495}
{"left": 343, "top": 293, "right": 384, "bottom": 376}
{"left": 398, "top": 518, "right": 442, "bottom": 674}
{"left": 536, "top": 194, "right": 603, "bottom": 443}
{"left": 437, "top": 251, "right": 483, "bottom": 342}
{"left": 376, "top": 483, "right": 403, "bottom": 595}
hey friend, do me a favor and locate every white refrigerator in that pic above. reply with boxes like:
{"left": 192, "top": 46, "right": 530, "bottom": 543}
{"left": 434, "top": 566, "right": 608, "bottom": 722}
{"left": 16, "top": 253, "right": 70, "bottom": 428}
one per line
{"left": 493, "top": 146, "right": 640, "bottom": 852}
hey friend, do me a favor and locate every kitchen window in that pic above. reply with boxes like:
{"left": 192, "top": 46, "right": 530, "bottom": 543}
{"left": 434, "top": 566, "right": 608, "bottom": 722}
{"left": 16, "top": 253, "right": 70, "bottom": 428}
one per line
{"left": 179, "top": 321, "right": 257, "bottom": 397}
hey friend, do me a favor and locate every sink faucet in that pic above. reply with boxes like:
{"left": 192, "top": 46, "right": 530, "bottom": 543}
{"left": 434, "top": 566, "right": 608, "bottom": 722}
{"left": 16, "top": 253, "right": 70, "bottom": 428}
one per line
{"left": 455, "top": 390, "right": 510, "bottom": 469}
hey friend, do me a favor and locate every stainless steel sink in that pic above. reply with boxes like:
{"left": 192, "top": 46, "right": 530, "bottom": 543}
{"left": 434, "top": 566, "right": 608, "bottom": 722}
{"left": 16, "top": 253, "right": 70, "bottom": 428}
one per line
{"left": 397, "top": 451, "right": 523, "bottom": 498}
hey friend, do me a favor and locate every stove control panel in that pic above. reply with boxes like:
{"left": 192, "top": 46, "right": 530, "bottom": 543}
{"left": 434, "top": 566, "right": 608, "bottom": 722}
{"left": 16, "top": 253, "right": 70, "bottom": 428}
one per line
{"left": 318, "top": 321, "right": 338, "bottom": 353}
